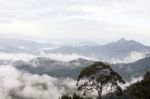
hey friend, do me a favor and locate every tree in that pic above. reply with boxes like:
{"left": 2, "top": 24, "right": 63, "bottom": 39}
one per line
{"left": 127, "top": 71, "right": 150, "bottom": 99}
{"left": 59, "top": 93, "right": 87, "bottom": 99}
{"left": 76, "top": 62, "right": 125, "bottom": 99}
{"left": 60, "top": 95, "right": 71, "bottom": 99}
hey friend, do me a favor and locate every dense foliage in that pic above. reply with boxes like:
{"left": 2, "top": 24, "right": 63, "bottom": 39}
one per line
{"left": 59, "top": 62, "right": 150, "bottom": 99}
{"left": 124, "top": 71, "right": 150, "bottom": 99}
{"left": 59, "top": 93, "right": 89, "bottom": 99}
{"left": 77, "top": 62, "right": 125, "bottom": 99}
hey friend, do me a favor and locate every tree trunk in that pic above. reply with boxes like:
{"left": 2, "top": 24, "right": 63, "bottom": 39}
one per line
{"left": 97, "top": 95, "right": 102, "bottom": 99}
{"left": 96, "top": 84, "right": 103, "bottom": 99}
{"left": 97, "top": 92, "right": 103, "bottom": 99}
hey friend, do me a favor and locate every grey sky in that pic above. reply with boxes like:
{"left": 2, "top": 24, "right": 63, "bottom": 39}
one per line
{"left": 0, "top": 0, "right": 150, "bottom": 45}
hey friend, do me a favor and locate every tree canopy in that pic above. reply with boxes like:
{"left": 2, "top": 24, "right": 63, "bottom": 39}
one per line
{"left": 77, "top": 62, "right": 125, "bottom": 99}
{"left": 126, "top": 71, "right": 150, "bottom": 99}
{"left": 59, "top": 93, "right": 87, "bottom": 99}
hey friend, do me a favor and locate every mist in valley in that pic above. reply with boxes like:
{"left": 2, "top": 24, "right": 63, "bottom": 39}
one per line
{"left": 0, "top": 0, "right": 150, "bottom": 98}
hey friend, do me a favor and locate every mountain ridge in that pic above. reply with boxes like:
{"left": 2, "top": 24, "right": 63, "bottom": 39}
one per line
{"left": 9, "top": 55, "right": 150, "bottom": 81}
{"left": 49, "top": 38, "right": 150, "bottom": 61}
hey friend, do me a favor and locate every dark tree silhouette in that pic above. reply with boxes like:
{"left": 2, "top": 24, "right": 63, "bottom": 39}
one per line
{"left": 77, "top": 62, "right": 125, "bottom": 99}
{"left": 127, "top": 71, "right": 150, "bottom": 99}
{"left": 59, "top": 93, "right": 86, "bottom": 99}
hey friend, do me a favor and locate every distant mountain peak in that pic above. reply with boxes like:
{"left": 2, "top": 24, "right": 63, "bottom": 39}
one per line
{"left": 112, "top": 38, "right": 145, "bottom": 47}
{"left": 77, "top": 41, "right": 99, "bottom": 47}
{"left": 117, "top": 38, "right": 128, "bottom": 42}
{"left": 116, "top": 38, "right": 141, "bottom": 45}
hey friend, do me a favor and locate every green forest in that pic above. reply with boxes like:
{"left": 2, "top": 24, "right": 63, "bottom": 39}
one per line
{"left": 59, "top": 62, "right": 150, "bottom": 99}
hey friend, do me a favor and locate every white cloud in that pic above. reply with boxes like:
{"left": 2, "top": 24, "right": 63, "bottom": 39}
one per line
{"left": 0, "top": 52, "right": 99, "bottom": 62}
{"left": 121, "top": 76, "right": 143, "bottom": 89}
{"left": 0, "top": 65, "right": 141, "bottom": 99}
{"left": 110, "top": 51, "right": 147, "bottom": 63}
{"left": 0, "top": 65, "right": 76, "bottom": 99}
{"left": 0, "top": 53, "right": 36, "bottom": 61}
{"left": 0, "top": 0, "right": 150, "bottom": 44}
{"left": 39, "top": 52, "right": 99, "bottom": 62}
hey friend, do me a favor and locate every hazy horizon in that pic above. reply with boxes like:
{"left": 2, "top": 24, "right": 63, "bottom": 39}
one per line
{"left": 0, "top": 0, "right": 150, "bottom": 45}
{"left": 0, "top": 33, "right": 150, "bottom": 46}
{"left": 0, "top": 0, "right": 150, "bottom": 99}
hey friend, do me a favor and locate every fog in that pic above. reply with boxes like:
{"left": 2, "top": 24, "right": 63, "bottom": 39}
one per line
{"left": 0, "top": 65, "right": 76, "bottom": 99}
{"left": 0, "top": 51, "right": 146, "bottom": 63}
{"left": 110, "top": 51, "right": 147, "bottom": 63}
{"left": 0, "top": 51, "right": 147, "bottom": 99}
{"left": 0, "top": 57, "right": 146, "bottom": 99}
{"left": 39, "top": 52, "right": 100, "bottom": 62}
{"left": 0, "top": 53, "right": 36, "bottom": 61}
{"left": 121, "top": 76, "right": 143, "bottom": 89}
{"left": 0, "top": 52, "right": 99, "bottom": 62}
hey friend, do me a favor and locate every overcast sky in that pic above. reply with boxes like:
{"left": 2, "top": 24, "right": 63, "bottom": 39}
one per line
{"left": 0, "top": 0, "right": 150, "bottom": 45}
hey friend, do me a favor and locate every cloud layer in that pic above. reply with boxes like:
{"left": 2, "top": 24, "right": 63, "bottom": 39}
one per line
{"left": 0, "top": 65, "right": 76, "bottom": 99}
{"left": 0, "top": 52, "right": 98, "bottom": 62}
{"left": 0, "top": 0, "right": 150, "bottom": 44}
{"left": 110, "top": 51, "right": 147, "bottom": 63}
{"left": 0, "top": 52, "right": 146, "bottom": 99}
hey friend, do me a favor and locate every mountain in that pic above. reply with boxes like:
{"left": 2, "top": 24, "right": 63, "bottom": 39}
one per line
{"left": 112, "top": 55, "right": 150, "bottom": 81}
{"left": 0, "top": 38, "right": 55, "bottom": 53}
{"left": 13, "top": 57, "right": 94, "bottom": 78}
{"left": 48, "top": 38, "right": 150, "bottom": 61}
{"left": 76, "top": 41, "right": 99, "bottom": 47}
{"left": 0, "top": 37, "right": 149, "bottom": 63}
{"left": 11, "top": 55, "right": 150, "bottom": 81}
{"left": 0, "top": 37, "right": 149, "bottom": 81}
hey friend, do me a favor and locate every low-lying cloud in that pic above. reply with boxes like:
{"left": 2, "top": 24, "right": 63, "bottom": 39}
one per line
{"left": 0, "top": 51, "right": 147, "bottom": 64}
{"left": 0, "top": 52, "right": 146, "bottom": 99}
{"left": 39, "top": 52, "right": 99, "bottom": 62}
{"left": 0, "top": 65, "right": 76, "bottom": 99}
{"left": 110, "top": 51, "right": 147, "bottom": 63}
{"left": 0, "top": 52, "right": 99, "bottom": 62}
{"left": 0, "top": 53, "right": 36, "bottom": 61}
